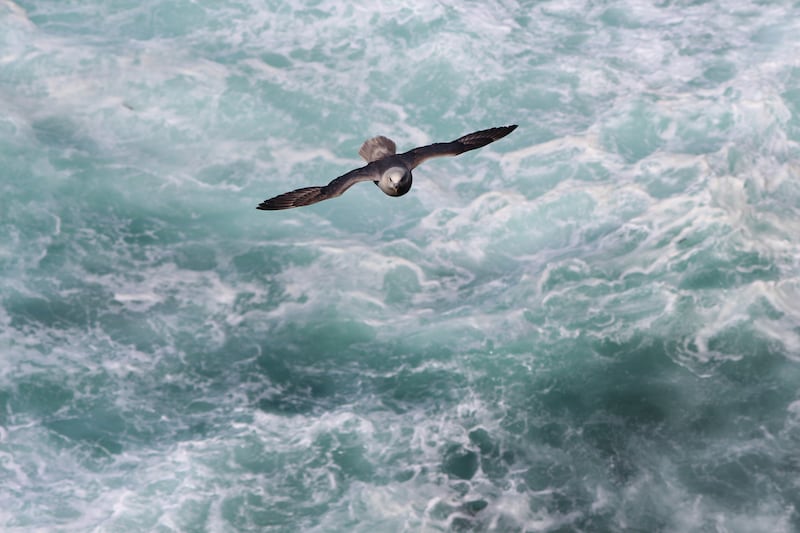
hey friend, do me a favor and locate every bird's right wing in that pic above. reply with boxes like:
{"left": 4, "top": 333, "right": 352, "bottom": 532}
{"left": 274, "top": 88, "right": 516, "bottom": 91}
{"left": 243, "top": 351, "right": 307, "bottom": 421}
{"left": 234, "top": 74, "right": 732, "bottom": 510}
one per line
{"left": 257, "top": 165, "right": 377, "bottom": 210}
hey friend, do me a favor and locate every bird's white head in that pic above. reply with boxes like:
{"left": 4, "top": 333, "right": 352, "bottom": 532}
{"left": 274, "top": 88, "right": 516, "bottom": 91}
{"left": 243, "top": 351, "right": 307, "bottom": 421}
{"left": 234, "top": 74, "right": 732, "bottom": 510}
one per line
{"left": 378, "top": 166, "right": 412, "bottom": 197}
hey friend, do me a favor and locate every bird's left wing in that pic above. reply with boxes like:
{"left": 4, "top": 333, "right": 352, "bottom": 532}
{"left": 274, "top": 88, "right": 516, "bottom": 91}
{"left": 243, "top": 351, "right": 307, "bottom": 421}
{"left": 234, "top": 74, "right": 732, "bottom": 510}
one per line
{"left": 398, "top": 125, "right": 517, "bottom": 170}
{"left": 257, "top": 165, "right": 377, "bottom": 210}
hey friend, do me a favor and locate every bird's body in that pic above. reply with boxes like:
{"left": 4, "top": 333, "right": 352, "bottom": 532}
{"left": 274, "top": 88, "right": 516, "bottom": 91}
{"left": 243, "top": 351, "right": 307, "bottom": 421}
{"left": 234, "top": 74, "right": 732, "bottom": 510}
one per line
{"left": 257, "top": 125, "right": 517, "bottom": 210}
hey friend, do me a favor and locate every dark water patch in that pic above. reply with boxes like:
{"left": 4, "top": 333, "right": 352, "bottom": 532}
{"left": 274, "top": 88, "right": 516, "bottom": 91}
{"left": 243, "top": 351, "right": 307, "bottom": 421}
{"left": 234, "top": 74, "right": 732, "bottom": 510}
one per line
{"left": 11, "top": 377, "right": 74, "bottom": 418}
{"left": 442, "top": 444, "right": 479, "bottom": 481}
{"left": 676, "top": 447, "right": 799, "bottom": 519}
{"left": 253, "top": 317, "right": 467, "bottom": 411}
{"left": 327, "top": 431, "right": 375, "bottom": 483}
{"left": 702, "top": 60, "right": 737, "bottom": 84}
{"left": 490, "top": 327, "right": 800, "bottom": 528}
{"left": 232, "top": 244, "right": 318, "bottom": 282}
{"left": 467, "top": 427, "right": 514, "bottom": 481}
{"left": 427, "top": 491, "right": 495, "bottom": 532}
{"left": 99, "top": 309, "right": 172, "bottom": 354}
{"left": 45, "top": 413, "right": 125, "bottom": 457}
{"left": 375, "top": 363, "right": 466, "bottom": 412}
{"left": 256, "top": 373, "right": 343, "bottom": 415}
{"left": 32, "top": 116, "right": 98, "bottom": 154}
{"left": 784, "top": 86, "right": 800, "bottom": 142}
{"left": 524, "top": 460, "right": 575, "bottom": 492}
{"left": 253, "top": 320, "right": 376, "bottom": 414}
{"left": 5, "top": 289, "right": 105, "bottom": 331}
{"left": 581, "top": 420, "right": 641, "bottom": 484}
{"left": 0, "top": 390, "right": 8, "bottom": 426}
{"left": 707, "top": 336, "right": 800, "bottom": 434}
{"left": 526, "top": 338, "right": 681, "bottom": 431}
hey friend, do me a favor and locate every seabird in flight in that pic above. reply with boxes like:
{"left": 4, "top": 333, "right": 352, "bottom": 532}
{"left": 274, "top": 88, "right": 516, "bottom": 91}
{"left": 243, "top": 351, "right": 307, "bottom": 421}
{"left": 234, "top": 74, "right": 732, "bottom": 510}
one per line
{"left": 257, "top": 124, "right": 518, "bottom": 210}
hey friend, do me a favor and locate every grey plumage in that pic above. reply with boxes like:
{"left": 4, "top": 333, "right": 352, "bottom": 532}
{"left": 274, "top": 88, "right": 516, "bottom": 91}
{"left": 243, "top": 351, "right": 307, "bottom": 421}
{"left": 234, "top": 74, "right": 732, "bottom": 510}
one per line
{"left": 257, "top": 124, "right": 518, "bottom": 210}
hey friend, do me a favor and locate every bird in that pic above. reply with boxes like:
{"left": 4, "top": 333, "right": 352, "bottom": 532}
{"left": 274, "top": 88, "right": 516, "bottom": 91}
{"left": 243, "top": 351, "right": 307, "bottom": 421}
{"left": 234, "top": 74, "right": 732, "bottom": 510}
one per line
{"left": 256, "top": 124, "right": 518, "bottom": 210}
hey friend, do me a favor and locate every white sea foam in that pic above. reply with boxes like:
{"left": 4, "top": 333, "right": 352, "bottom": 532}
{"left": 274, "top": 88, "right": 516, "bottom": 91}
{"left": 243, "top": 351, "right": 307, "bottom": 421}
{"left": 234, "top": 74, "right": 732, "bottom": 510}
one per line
{"left": 3, "top": 0, "right": 800, "bottom": 531}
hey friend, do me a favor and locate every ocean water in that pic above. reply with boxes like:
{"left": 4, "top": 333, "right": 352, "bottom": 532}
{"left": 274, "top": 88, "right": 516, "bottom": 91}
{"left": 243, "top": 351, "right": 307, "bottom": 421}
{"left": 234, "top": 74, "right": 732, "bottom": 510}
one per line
{"left": 2, "top": 0, "right": 800, "bottom": 531}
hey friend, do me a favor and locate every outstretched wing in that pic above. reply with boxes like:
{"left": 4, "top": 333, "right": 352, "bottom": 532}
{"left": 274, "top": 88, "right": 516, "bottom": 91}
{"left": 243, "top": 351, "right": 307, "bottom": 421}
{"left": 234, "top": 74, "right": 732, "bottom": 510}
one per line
{"left": 398, "top": 125, "right": 518, "bottom": 170}
{"left": 257, "top": 165, "right": 378, "bottom": 210}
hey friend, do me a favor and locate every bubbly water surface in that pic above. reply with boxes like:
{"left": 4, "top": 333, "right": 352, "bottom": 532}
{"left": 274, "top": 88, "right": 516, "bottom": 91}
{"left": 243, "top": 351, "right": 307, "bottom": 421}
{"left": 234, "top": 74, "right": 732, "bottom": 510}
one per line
{"left": 2, "top": 1, "right": 800, "bottom": 531}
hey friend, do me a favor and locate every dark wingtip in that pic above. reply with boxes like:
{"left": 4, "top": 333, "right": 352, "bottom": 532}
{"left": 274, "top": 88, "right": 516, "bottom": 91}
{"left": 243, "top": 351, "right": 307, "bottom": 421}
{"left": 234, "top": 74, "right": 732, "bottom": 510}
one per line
{"left": 256, "top": 186, "right": 327, "bottom": 211}
{"left": 256, "top": 198, "right": 289, "bottom": 210}
{"left": 455, "top": 124, "right": 519, "bottom": 152}
{"left": 492, "top": 124, "right": 518, "bottom": 138}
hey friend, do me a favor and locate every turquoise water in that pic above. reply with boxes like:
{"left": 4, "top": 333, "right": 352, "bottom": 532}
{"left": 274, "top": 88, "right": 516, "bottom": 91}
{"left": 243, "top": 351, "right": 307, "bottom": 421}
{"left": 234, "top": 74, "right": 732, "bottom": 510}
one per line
{"left": 2, "top": 0, "right": 800, "bottom": 530}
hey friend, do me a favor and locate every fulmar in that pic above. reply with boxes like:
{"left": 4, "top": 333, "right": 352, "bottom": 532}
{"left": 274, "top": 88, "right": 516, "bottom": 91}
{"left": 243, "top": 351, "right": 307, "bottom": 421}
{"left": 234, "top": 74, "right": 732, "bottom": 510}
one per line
{"left": 257, "top": 125, "right": 518, "bottom": 210}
